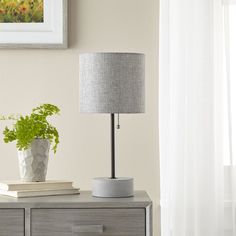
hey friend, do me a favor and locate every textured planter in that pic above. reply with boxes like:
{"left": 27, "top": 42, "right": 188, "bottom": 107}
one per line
{"left": 18, "top": 139, "right": 50, "bottom": 182}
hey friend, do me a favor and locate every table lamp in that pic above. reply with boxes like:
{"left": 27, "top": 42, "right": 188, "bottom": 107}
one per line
{"left": 79, "top": 52, "right": 145, "bottom": 198}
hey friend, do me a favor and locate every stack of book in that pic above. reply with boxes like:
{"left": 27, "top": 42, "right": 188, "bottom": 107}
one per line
{"left": 0, "top": 180, "right": 80, "bottom": 198}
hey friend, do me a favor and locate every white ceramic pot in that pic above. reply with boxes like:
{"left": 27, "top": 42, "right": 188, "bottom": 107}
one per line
{"left": 18, "top": 139, "right": 50, "bottom": 182}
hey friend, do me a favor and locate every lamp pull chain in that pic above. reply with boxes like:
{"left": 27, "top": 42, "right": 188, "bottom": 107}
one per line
{"left": 117, "top": 113, "right": 120, "bottom": 129}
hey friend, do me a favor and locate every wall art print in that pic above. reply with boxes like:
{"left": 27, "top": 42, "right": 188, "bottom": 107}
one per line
{"left": 0, "top": 0, "right": 67, "bottom": 48}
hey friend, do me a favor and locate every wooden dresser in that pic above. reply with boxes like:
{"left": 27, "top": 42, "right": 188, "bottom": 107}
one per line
{"left": 0, "top": 191, "right": 152, "bottom": 236}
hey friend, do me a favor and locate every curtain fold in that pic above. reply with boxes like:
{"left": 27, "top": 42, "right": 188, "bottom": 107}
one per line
{"left": 159, "top": 0, "right": 226, "bottom": 235}
{"left": 223, "top": 3, "right": 236, "bottom": 236}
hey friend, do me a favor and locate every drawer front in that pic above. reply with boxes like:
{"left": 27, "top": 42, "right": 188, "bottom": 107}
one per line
{"left": 32, "top": 208, "right": 145, "bottom": 236}
{"left": 0, "top": 209, "right": 24, "bottom": 236}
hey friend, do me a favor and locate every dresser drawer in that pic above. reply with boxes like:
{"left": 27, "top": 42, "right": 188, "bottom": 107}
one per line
{"left": 0, "top": 209, "right": 24, "bottom": 236}
{"left": 32, "top": 208, "right": 145, "bottom": 236}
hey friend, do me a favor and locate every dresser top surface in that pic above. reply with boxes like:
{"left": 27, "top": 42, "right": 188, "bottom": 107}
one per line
{"left": 0, "top": 191, "right": 152, "bottom": 208}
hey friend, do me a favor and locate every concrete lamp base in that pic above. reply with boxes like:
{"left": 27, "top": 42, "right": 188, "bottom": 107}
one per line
{"left": 92, "top": 177, "right": 134, "bottom": 198}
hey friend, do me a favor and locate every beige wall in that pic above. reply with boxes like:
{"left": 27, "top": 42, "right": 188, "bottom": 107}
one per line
{"left": 0, "top": 0, "right": 159, "bottom": 235}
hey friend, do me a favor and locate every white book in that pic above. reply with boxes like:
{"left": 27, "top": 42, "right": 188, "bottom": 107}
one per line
{"left": 0, "top": 188, "right": 80, "bottom": 198}
{"left": 0, "top": 180, "right": 74, "bottom": 191}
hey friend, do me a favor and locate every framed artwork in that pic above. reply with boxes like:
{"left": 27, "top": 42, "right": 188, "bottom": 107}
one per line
{"left": 0, "top": 0, "right": 68, "bottom": 49}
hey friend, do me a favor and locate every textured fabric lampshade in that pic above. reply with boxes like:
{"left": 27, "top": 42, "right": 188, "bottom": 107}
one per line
{"left": 79, "top": 53, "right": 145, "bottom": 113}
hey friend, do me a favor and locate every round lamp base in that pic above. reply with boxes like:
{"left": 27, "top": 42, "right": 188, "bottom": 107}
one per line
{"left": 92, "top": 177, "right": 134, "bottom": 198}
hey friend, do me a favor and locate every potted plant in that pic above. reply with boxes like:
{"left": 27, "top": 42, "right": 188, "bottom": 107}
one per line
{"left": 0, "top": 104, "right": 60, "bottom": 182}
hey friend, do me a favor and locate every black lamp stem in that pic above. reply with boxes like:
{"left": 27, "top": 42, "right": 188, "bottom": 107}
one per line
{"left": 111, "top": 113, "right": 116, "bottom": 179}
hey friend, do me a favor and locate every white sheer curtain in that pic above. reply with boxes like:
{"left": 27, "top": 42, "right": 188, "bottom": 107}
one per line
{"left": 159, "top": 0, "right": 236, "bottom": 235}
{"left": 224, "top": 1, "right": 236, "bottom": 236}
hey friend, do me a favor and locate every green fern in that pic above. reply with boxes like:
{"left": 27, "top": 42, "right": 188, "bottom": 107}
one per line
{"left": 0, "top": 104, "right": 60, "bottom": 154}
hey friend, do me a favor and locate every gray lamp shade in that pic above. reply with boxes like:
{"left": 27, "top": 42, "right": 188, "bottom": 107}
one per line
{"left": 79, "top": 53, "right": 145, "bottom": 113}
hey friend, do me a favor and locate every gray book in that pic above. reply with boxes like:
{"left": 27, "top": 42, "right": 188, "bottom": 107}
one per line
{"left": 0, "top": 180, "right": 74, "bottom": 191}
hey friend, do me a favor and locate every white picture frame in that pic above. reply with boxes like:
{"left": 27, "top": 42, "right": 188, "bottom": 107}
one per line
{"left": 0, "top": 0, "right": 68, "bottom": 49}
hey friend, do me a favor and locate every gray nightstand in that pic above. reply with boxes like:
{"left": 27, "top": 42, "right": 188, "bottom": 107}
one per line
{"left": 0, "top": 191, "right": 152, "bottom": 236}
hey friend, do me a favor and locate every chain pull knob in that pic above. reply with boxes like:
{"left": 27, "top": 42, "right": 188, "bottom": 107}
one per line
{"left": 117, "top": 114, "right": 120, "bottom": 129}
